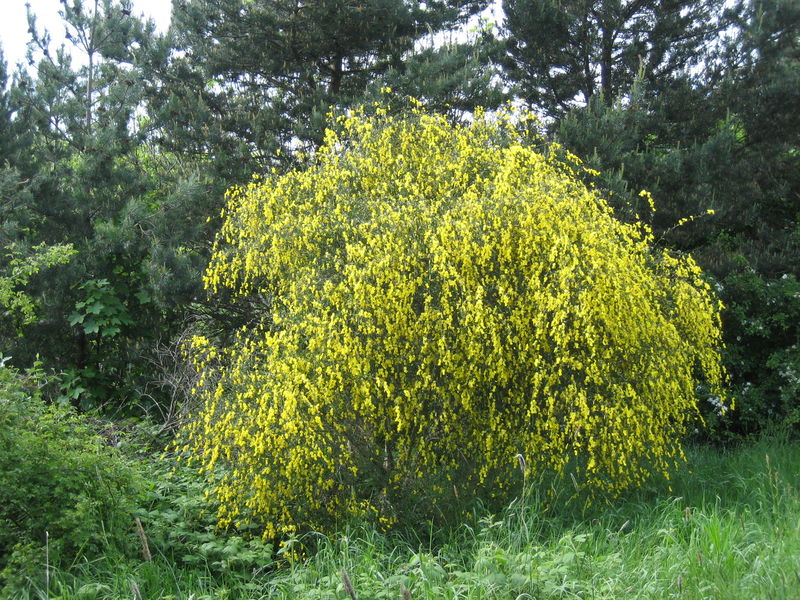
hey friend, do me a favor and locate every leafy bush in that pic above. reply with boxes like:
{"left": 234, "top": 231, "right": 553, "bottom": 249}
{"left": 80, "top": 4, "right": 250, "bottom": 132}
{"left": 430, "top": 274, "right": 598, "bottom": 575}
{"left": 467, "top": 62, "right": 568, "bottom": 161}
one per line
{"left": 0, "top": 242, "right": 75, "bottom": 332}
{"left": 136, "top": 456, "right": 275, "bottom": 576}
{"left": 0, "top": 360, "right": 141, "bottom": 589}
{"left": 178, "top": 106, "right": 728, "bottom": 538}
{"left": 708, "top": 263, "right": 800, "bottom": 439}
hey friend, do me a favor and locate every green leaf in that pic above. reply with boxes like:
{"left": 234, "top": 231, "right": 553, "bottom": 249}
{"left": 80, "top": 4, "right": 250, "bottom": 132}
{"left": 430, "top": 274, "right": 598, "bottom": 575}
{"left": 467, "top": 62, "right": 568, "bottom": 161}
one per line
{"left": 86, "top": 301, "right": 105, "bottom": 315}
{"left": 134, "top": 289, "right": 151, "bottom": 304}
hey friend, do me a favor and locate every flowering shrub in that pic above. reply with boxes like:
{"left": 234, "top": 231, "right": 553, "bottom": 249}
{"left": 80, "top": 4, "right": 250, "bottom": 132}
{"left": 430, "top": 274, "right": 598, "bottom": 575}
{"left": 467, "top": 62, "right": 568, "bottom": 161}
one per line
{"left": 178, "top": 106, "right": 727, "bottom": 537}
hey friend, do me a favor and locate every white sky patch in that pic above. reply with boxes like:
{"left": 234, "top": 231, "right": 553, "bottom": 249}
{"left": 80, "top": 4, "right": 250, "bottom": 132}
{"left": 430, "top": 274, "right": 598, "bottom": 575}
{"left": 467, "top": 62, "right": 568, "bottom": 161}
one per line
{"left": 0, "top": 0, "right": 172, "bottom": 73}
{"left": 416, "top": 0, "right": 504, "bottom": 50}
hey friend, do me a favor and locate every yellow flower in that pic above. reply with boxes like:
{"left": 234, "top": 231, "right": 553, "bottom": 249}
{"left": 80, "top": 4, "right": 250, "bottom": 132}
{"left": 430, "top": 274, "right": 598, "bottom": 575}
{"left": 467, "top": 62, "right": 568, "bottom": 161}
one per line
{"left": 179, "top": 101, "right": 728, "bottom": 538}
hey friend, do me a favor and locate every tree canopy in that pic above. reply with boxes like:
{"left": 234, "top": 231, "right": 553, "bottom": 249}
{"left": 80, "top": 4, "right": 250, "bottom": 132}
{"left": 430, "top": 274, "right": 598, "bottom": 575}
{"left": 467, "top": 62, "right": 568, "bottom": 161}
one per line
{"left": 0, "top": 0, "right": 795, "bottom": 452}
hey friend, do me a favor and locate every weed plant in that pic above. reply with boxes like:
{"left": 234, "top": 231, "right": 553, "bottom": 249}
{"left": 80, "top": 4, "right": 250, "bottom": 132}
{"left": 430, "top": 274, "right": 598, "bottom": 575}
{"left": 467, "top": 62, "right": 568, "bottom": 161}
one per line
{"left": 0, "top": 362, "right": 141, "bottom": 594}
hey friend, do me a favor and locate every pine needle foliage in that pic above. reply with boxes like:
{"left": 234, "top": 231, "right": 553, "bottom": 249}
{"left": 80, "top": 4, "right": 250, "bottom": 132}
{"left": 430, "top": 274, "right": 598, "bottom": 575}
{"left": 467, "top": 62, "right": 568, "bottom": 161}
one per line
{"left": 179, "top": 105, "right": 728, "bottom": 538}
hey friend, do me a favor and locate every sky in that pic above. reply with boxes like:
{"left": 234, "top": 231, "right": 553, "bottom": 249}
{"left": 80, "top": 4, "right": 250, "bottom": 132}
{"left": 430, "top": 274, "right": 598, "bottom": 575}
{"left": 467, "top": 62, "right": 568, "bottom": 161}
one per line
{"left": 1, "top": 1, "right": 507, "bottom": 75}
{"left": 0, "top": 0, "right": 172, "bottom": 72}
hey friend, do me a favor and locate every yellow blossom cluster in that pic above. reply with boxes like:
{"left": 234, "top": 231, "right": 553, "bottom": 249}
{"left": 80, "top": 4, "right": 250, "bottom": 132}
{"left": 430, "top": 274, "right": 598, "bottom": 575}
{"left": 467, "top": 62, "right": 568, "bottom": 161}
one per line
{"left": 177, "top": 105, "right": 728, "bottom": 538}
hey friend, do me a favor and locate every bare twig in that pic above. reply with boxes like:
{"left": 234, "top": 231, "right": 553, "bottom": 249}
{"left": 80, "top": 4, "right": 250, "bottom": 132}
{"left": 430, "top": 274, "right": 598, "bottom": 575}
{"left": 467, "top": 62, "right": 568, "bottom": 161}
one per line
{"left": 135, "top": 517, "right": 152, "bottom": 562}
{"left": 45, "top": 530, "right": 50, "bottom": 600}
{"left": 341, "top": 568, "right": 357, "bottom": 600}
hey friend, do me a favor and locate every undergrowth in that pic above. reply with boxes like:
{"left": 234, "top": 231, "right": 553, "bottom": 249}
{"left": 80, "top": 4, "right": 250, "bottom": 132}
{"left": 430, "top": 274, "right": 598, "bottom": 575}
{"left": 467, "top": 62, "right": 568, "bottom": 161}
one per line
{"left": 8, "top": 436, "right": 799, "bottom": 599}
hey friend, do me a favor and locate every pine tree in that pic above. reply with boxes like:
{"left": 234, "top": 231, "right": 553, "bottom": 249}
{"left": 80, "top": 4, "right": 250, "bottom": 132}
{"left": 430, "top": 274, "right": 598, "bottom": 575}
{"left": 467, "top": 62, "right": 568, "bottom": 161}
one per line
{"left": 502, "top": 0, "right": 728, "bottom": 118}
{"left": 720, "top": 0, "right": 800, "bottom": 240}
{"left": 377, "top": 32, "right": 507, "bottom": 116}
{"left": 4, "top": 1, "right": 206, "bottom": 411}
{"left": 701, "top": 0, "right": 800, "bottom": 436}
{"left": 0, "top": 48, "right": 33, "bottom": 247}
{"left": 149, "top": 0, "right": 499, "bottom": 178}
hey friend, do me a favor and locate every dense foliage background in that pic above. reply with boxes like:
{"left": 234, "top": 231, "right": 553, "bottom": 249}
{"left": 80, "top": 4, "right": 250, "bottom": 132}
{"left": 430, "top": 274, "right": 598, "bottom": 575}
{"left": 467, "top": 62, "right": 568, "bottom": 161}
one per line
{"left": 1, "top": 0, "right": 796, "bottom": 436}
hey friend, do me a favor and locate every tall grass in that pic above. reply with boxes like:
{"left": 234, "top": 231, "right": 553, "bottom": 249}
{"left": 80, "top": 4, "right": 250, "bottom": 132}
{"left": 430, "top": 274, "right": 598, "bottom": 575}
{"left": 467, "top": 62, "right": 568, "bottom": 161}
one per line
{"left": 14, "top": 438, "right": 800, "bottom": 599}
{"left": 262, "top": 438, "right": 800, "bottom": 600}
